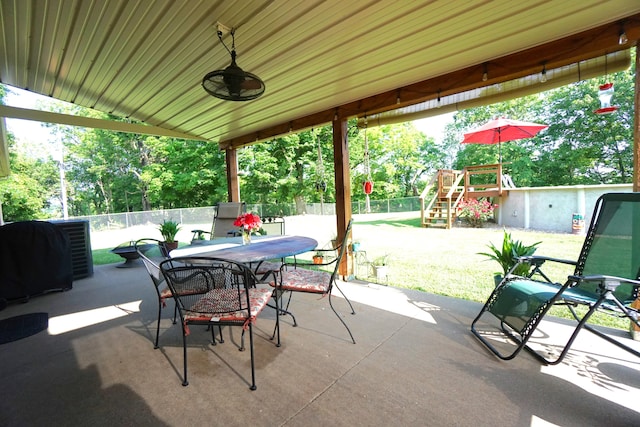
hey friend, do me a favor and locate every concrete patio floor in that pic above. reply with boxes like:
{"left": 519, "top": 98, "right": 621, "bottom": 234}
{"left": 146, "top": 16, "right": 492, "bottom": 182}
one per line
{"left": 1, "top": 263, "right": 639, "bottom": 426}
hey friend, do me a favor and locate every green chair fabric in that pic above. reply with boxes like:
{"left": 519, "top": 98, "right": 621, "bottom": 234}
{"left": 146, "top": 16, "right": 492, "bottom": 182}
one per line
{"left": 471, "top": 192, "right": 640, "bottom": 364}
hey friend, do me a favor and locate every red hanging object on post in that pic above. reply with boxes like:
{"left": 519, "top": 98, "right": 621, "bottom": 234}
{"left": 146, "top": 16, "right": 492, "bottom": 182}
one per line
{"left": 594, "top": 82, "right": 619, "bottom": 115}
{"left": 363, "top": 180, "right": 373, "bottom": 195}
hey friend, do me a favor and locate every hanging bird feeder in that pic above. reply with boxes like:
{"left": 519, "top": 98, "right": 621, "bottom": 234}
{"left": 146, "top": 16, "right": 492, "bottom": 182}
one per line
{"left": 363, "top": 180, "right": 373, "bottom": 195}
{"left": 594, "top": 82, "right": 619, "bottom": 115}
{"left": 362, "top": 116, "right": 373, "bottom": 212}
{"left": 314, "top": 128, "right": 326, "bottom": 193}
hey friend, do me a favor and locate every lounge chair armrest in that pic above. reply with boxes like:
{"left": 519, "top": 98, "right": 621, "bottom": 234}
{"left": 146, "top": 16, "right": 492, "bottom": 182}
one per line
{"left": 518, "top": 255, "right": 577, "bottom": 267}
{"left": 569, "top": 274, "right": 640, "bottom": 291}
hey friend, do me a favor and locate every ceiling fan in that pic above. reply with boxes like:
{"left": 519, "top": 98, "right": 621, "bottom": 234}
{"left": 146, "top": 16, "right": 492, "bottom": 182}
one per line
{"left": 202, "top": 26, "right": 265, "bottom": 101}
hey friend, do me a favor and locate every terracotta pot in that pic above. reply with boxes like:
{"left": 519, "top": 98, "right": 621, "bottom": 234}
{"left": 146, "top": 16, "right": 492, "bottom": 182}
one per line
{"left": 162, "top": 241, "right": 179, "bottom": 254}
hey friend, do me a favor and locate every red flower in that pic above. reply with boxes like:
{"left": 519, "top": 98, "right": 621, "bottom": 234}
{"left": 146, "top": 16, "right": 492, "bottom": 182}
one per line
{"left": 233, "top": 212, "right": 262, "bottom": 232}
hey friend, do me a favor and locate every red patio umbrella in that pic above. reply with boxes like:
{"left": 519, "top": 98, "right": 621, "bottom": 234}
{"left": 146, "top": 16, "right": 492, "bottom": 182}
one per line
{"left": 461, "top": 117, "right": 548, "bottom": 164}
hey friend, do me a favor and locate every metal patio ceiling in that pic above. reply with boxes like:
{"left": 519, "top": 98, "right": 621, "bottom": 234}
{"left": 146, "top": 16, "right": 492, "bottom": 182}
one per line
{"left": 1, "top": 0, "right": 640, "bottom": 149}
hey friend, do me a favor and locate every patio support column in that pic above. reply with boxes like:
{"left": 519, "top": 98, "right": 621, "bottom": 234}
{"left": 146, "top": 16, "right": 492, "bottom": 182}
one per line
{"left": 634, "top": 40, "right": 640, "bottom": 193}
{"left": 333, "top": 116, "right": 352, "bottom": 277}
{"left": 632, "top": 41, "right": 640, "bottom": 339}
{"left": 226, "top": 148, "right": 240, "bottom": 202}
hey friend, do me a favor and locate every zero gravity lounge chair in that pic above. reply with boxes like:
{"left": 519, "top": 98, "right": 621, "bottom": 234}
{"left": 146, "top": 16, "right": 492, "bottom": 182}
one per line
{"left": 471, "top": 192, "right": 640, "bottom": 365}
{"left": 191, "top": 202, "right": 245, "bottom": 242}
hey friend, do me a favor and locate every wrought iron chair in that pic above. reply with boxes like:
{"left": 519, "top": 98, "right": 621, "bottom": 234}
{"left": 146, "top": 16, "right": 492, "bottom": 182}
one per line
{"left": 134, "top": 238, "right": 175, "bottom": 349}
{"left": 159, "top": 256, "right": 277, "bottom": 389}
{"left": 270, "top": 219, "right": 356, "bottom": 343}
{"left": 471, "top": 192, "right": 640, "bottom": 364}
{"left": 191, "top": 201, "right": 245, "bottom": 242}
{"left": 253, "top": 216, "right": 286, "bottom": 276}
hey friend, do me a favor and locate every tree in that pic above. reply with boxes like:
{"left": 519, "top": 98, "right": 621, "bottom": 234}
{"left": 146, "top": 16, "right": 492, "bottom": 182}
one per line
{"left": 533, "top": 66, "right": 635, "bottom": 185}
{"left": 443, "top": 55, "right": 635, "bottom": 187}
{"left": 141, "top": 136, "right": 227, "bottom": 209}
{"left": 0, "top": 85, "right": 57, "bottom": 221}
{"left": 239, "top": 129, "right": 329, "bottom": 214}
{"left": 43, "top": 100, "right": 228, "bottom": 214}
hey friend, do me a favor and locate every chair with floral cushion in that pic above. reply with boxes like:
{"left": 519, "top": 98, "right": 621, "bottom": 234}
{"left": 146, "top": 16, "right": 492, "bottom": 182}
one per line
{"left": 253, "top": 216, "right": 286, "bottom": 277}
{"left": 270, "top": 219, "right": 356, "bottom": 344}
{"left": 134, "top": 238, "right": 176, "bottom": 349}
{"left": 136, "top": 238, "right": 226, "bottom": 350}
{"left": 159, "top": 256, "right": 278, "bottom": 389}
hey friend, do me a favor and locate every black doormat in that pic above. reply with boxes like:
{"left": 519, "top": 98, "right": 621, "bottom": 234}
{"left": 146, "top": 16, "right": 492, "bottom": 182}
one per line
{"left": 0, "top": 312, "right": 49, "bottom": 345}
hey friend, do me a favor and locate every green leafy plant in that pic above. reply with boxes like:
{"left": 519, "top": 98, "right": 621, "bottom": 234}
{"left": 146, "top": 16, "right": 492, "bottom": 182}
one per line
{"left": 158, "top": 219, "right": 181, "bottom": 243}
{"left": 373, "top": 254, "right": 389, "bottom": 266}
{"left": 479, "top": 229, "right": 541, "bottom": 276}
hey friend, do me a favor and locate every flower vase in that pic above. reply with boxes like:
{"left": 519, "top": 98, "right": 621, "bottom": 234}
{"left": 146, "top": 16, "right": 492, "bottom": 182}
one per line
{"left": 242, "top": 230, "right": 252, "bottom": 245}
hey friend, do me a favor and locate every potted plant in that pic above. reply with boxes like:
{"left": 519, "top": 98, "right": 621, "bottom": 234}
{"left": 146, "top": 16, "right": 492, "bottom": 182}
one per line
{"left": 372, "top": 254, "right": 389, "bottom": 282}
{"left": 158, "top": 219, "right": 181, "bottom": 251}
{"left": 479, "top": 229, "right": 540, "bottom": 285}
{"left": 312, "top": 251, "right": 324, "bottom": 264}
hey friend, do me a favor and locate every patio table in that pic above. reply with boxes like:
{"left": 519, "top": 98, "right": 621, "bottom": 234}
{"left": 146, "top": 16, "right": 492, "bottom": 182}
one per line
{"left": 169, "top": 235, "right": 318, "bottom": 346}
{"left": 169, "top": 235, "right": 318, "bottom": 265}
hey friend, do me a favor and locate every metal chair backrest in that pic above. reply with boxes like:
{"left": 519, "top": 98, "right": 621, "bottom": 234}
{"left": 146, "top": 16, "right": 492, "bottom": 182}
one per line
{"left": 211, "top": 202, "right": 245, "bottom": 238}
{"left": 134, "top": 238, "right": 167, "bottom": 288}
{"left": 574, "top": 192, "right": 640, "bottom": 303}
{"left": 328, "top": 219, "right": 354, "bottom": 286}
{"left": 160, "top": 257, "right": 255, "bottom": 316}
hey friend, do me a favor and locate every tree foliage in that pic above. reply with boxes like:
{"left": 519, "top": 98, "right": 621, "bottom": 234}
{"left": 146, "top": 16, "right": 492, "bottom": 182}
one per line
{"left": 444, "top": 54, "right": 636, "bottom": 187}
{"left": 0, "top": 86, "right": 56, "bottom": 221}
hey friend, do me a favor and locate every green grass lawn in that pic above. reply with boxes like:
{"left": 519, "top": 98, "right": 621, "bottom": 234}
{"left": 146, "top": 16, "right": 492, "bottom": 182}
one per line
{"left": 92, "top": 248, "right": 123, "bottom": 265}
{"left": 348, "top": 217, "right": 631, "bottom": 330}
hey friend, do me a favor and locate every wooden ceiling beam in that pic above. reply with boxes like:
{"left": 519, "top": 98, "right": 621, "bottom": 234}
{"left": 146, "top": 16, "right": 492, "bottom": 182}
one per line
{"left": 220, "top": 13, "right": 640, "bottom": 149}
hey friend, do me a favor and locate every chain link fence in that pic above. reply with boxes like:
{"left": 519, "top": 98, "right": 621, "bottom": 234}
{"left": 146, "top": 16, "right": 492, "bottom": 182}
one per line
{"left": 66, "top": 197, "right": 420, "bottom": 232}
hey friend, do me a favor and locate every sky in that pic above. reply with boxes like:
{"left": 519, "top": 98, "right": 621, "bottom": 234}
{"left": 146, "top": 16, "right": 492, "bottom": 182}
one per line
{"left": 4, "top": 87, "right": 58, "bottom": 155}
{"left": 413, "top": 113, "right": 455, "bottom": 142}
{"left": 4, "top": 86, "right": 455, "bottom": 148}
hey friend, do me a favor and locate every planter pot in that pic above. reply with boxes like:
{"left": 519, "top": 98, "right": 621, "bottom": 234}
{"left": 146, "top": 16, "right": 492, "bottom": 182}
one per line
{"left": 312, "top": 256, "right": 324, "bottom": 264}
{"left": 161, "top": 241, "right": 179, "bottom": 254}
{"left": 351, "top": 242, "right": 361, "bottom": 252}
{"left": 373, "top": 265, "right": 388, "bottom": 281}
{"left": 494, "top": 274, "right": 503, "bottom": 287}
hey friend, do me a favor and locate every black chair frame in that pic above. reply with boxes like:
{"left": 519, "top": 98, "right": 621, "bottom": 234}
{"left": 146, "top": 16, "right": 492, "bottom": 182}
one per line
{"left": 160, "top": 256, "right": 279, "bottom": 390}
{"left": 471, "top": 192, "right": 640, "bottom": 365}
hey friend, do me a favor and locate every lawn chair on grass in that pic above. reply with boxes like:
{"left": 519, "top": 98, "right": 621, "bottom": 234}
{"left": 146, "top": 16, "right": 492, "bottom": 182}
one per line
{"left": 191, "top": 202, "right": 245, "bottom": 242}
{"left": 471, "top": 192, "right": 640, "bottom": 364}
